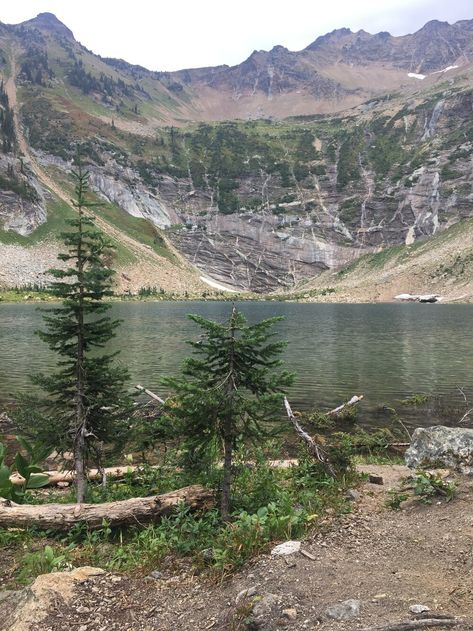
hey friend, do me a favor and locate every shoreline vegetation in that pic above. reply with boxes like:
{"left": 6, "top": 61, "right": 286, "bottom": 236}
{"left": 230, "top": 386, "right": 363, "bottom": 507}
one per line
{"left": 1, "top": 286, "right": 470, "bottom": 304}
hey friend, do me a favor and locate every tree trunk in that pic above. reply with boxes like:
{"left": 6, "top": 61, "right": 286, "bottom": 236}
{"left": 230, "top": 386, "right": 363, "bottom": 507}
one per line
{"left": 0, "top": 485, "right": 213, "bottom": 531}
{"left": 221, "top": 431, "right": 233, "bottom": 521}
{"left": 220, "top": 305, "right": 238, "bottom": 521}
{"left": 75, "top": 202, "right": 87, "bottom": 504}
{"left": 74, "top": 424, "right": 87, "bottom": 503}
{"left": 10, "top": 460, "right": 300, "bottom": 487}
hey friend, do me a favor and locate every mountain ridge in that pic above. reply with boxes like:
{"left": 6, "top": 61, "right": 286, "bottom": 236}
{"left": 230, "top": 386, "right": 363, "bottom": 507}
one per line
{"left": 0, "top": 13, "right": 473, "bottom": 297}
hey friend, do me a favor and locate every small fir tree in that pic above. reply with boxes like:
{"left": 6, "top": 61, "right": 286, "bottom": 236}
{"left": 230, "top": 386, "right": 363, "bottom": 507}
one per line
{"left": 163, "top": 306, "right": 294, "bottom": 520}
{"left": 18, "top": 160, "right": 131, "bottom": 502}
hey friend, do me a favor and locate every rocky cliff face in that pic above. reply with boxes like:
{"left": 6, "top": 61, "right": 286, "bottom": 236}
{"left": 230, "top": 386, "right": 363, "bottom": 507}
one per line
{"left": 305, "top": 20, "right": 473, "bottom": 72}
{"left": 0, "top": 155, "right": 46, "bottom": 235}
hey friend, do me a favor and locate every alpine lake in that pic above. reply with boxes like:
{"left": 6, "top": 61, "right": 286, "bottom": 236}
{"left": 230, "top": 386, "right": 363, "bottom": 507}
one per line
{"left": 1, "top": 300, "right": 473, "bottom": 429}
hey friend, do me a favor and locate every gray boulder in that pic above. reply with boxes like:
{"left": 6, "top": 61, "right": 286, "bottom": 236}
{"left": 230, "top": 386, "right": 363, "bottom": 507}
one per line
{"left": 405, "top": 426, "right": 473, "bottom": 473}
{"left": 325, "top": 599, "right": 361, "bottom": 621}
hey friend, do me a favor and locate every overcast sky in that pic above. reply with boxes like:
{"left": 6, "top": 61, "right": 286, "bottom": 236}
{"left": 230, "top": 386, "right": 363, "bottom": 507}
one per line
{"left": 1, "top": 0, "right": 472, "bottom": 71}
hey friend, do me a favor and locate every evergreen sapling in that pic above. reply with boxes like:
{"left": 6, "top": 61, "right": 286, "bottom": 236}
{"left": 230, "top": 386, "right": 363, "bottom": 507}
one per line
{"left": 163, "top": 306, "right": 294, "bottom": 520}
{"left": 17, "top": 161, "right": 132, "bottom": 502}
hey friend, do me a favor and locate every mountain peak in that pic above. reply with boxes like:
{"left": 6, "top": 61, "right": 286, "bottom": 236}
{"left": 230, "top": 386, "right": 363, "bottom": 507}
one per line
{"left": 305, "top": 27, "right": 354, "bottom": 51}
{"left": 24, "top": 12, "right": 74, "bottom": 38}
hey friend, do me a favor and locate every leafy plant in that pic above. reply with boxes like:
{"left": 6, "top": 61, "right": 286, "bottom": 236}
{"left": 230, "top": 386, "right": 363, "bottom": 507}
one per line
{"left": 385, "top": 490, "right": 410, "bottom": 510}
{"left": 19, "top": 545, "right": 70, "bottom": 582}
{"left": 409, "top": 471, "right": 456, "bottom": 504}
{"left": 0, "top": 438, "right": 50, "bottom": 503}
{"left": 386, "top": 471, "right": 456, "bottom": 509}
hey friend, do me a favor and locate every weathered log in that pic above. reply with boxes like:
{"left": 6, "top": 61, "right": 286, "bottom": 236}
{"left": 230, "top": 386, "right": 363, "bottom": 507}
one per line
{"left": 9, "top": 465, "right": 148, "bottom": 487}
{"left": 360, "top": 618, "right": 460, "bottom": 631}
{"left": 327, "top": 395, "right": 364, "bottom": 417}
{"left": 0, "top": 484, "right": 213, "bottom": 530}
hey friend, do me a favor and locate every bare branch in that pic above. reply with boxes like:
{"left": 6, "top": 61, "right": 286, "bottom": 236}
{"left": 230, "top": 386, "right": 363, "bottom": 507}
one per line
{"left": 326, "top": 395, "right": 364, "bottom": 417}
{"left": 458, "top": 408, "right": 473, "bottom": 424}
{"left": 284, "top": 397, "right": 336, "bottom": 476}
{"left": 135, "top": 384, "right": 165, "bottom": 405}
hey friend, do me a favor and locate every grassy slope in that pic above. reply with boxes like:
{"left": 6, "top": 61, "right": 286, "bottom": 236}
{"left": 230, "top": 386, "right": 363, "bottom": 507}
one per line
{"left": 286, "top": 216, "right": 473, "bottom": 302}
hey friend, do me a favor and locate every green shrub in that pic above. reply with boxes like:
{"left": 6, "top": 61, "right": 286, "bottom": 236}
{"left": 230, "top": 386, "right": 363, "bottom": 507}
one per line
{"left": 18, "top": 545, "right": 70, "bottom": 583}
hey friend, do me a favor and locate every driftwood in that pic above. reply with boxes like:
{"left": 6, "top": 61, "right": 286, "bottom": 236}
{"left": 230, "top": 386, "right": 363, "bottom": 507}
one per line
{"left": 327, "top": 395, "right": 364, "bottom": 417}
{"left": 0, "top": 484, "right": 213, "bottom": 530}
{"left": 284, "top": 397, "right": 335, "bottom": 476}
{"left": 135, "top": 384, "right": 165, "bottom": 404}
{"left": 360, "top": 618, "right": 460, "bottom": 631}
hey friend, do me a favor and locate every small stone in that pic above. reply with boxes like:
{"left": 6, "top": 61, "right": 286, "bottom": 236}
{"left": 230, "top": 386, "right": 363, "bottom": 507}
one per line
{"left": 373, "top": 593, "right": 387, "bottom": 600}
{"left": 326, "top": 599, "right": 361, "bottom": 621}
{"left": 252, "top": 593, "right": 278, "bottom": 618}
{"left": 202, "top": 548, "right": 214, "bottom": 563}
{"left": 76, "top": 605, "right": 91, "bottom": 614}
{"left": 57, "top": 481, "right": 70, "bottom": 488}
{"left": 282, "top": 608, "right": 297, "bottom": 620}
{"left": 347, "top": 489, "right": 361, "bottom": 501}
{"left": 271, "top": 541, "right": 301, "bottom": 556}
{"left": 409, "top": 604, "right": 430, "bottom": 614}
{"left": 148, "top": 571, "right": 163, "bottom": 580}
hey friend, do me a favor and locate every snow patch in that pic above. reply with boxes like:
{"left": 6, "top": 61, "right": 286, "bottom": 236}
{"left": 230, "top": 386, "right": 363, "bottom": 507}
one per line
{"left": 408, "top": 73, "right": 426, "bottom": 80}
{"left": 405, "top": 226, "right": 416, "bottom": 245}
{"left": 200, "top": 276, "right": 238, "bottom": 293}
{"left": 432, "top": 65, "right": 459, "bottom": 74}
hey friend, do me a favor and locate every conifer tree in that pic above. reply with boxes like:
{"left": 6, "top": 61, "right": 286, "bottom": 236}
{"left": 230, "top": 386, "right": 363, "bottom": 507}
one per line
{"left": 19, "top": 160, "right": 131, "bottom": 502}
{"left": 163, "top": 306, "right": 293, "bottom": 520}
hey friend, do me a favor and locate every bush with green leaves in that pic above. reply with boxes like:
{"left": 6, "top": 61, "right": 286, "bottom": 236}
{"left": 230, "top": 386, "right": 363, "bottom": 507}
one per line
{"left": 386, "top": 471, "right": 456, "bottom": 510}
{"left": 0, "top": 438, "right": 50, "bottom": 503}
{"left": 0, "top": 445, "right": 354, "bottom": 585}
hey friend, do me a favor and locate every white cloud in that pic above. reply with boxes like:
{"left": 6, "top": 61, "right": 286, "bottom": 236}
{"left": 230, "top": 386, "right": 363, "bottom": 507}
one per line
{"left": 1, "top": 0, "right": 472, "bottom": 71}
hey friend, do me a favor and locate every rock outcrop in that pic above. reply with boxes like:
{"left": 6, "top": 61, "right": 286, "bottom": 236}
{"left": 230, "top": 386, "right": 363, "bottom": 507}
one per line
{"left": 0, "top": 156, "right": 46, "bottom": 235}
{"left": 0, "top": 567, "right": 105, "bottom": 631}
{"left": 405, "top": 426, "right": 473, "bottom": 473}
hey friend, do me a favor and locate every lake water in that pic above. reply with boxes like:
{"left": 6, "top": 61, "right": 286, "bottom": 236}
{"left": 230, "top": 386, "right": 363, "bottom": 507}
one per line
{"left": 1, "top": 301, "right": 473, "bottom": 427}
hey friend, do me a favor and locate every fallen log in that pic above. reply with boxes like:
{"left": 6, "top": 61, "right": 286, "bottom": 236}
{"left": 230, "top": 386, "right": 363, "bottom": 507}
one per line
{"left": 327, "top": 395, "right": 364, "bottom": 417}
{"left": 9, "top": 464, "right": 148, "bottom": 487}
{"left": 0, "top": 484, "right": 213, "bottom": 530}
{"left": 10, "top": 459, "right": 301, "bottom": 487}
{"left": 360, "top": 618, "right": 460, "bottom": 631}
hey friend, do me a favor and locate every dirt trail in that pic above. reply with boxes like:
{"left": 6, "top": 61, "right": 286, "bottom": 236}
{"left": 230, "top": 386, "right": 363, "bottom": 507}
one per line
{"left": 3, "top": 465, "right": 471, "bottom": 631}
{"left": 4, "top": 48, "right": 197, "bottom": 279}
